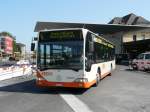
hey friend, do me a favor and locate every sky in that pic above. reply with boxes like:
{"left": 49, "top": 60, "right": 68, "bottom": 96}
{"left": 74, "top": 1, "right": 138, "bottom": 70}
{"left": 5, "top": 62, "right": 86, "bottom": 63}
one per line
{"left": 0, "top": 0, "right": 150, "bottom": 51}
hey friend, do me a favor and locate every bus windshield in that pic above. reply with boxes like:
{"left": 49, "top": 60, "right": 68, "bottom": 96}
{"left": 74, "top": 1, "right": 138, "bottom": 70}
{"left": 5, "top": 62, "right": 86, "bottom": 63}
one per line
{"left": 37, "top": 30, "right": 83, "bottom": 70}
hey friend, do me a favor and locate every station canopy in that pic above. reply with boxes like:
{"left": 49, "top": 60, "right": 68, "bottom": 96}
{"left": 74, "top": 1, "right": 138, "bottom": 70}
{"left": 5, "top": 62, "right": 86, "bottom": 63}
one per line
{"left": 34, "top": 22, "right": 150, "bottom": 34}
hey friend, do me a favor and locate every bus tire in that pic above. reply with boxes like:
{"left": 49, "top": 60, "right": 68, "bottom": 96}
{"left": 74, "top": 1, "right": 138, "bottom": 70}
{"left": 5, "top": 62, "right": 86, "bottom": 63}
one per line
{"left": 95, "top": 75, "right": 99, "bottom": 87}
{"left": 109, "top": 63, "right": 113, "bottom": 76}
{"left": 95, "top": 68, "right": 101, "bottom": 87}
{"left": 111, "top": 63, "right": 113, "bottom": 70}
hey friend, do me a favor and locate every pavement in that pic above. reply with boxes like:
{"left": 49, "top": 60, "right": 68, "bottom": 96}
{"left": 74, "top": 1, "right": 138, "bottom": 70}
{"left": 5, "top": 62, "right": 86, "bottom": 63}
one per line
{"left": 0, "top": 65, "right": 32, "bottom": 81}
{"left": 0, "top": 65, "right": 149, "bottom": 112}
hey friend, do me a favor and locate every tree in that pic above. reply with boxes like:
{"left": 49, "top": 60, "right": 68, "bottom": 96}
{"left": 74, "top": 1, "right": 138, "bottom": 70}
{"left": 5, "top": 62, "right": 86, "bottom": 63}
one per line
{"left": 0, "top": 31, "right": 13, "bottom": 38}
{"left": 13, "top": 40, "right": 17, "bottom": 53}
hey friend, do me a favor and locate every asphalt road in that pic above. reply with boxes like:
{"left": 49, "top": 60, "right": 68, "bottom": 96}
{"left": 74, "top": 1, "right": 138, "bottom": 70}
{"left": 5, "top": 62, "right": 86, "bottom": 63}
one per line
{"left": 0, "top": 65, "right": 150, "bottom": 112}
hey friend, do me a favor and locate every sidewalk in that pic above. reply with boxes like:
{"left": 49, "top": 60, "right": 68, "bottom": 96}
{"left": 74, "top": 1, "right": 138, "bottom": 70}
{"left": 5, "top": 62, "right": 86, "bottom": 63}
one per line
{"left": 0, "top": 65, "right": 33, "bottom": 81}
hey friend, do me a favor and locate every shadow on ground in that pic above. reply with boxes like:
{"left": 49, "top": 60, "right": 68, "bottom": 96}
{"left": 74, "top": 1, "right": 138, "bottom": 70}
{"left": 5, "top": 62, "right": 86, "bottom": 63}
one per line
{"left": 125, "top": 68, "right": 135, "bottom": 71}
{"left": 0, "top": 80, "right": 88, "bottom": 95}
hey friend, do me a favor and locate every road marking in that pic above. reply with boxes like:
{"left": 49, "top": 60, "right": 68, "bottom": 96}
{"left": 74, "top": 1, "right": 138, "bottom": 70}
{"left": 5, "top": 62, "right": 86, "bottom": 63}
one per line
{"left": 60, "top": 94, "right": 93, "bottom": 112}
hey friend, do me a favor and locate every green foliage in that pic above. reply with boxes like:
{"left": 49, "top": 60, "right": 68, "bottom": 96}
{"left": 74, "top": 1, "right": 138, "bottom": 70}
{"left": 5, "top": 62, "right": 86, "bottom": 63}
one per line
{"left": 13, "top": 41, "right": 22, "bottom": 53}
{"left": 0, "top": 31, "right": 13, "bottom": 38}
{"left": 13, "top": 40, "right": 17, "bottom": 53}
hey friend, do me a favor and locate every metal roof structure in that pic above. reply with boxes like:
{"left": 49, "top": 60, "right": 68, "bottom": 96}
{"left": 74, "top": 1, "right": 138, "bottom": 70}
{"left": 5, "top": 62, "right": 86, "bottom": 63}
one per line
{"left": 124, "top": 39, "right": 150, "bottom": 54}
{"left": 34, "top": 21, "right": 150, "bottom": 34}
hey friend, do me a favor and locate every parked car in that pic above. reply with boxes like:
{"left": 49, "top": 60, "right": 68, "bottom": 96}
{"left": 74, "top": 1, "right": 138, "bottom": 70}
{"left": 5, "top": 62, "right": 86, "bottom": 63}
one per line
{"left": 132, "top": 52, "right": 150, "bottom": 71}
{"left": 16, "top": 60, "right": 30, "bottom": 65}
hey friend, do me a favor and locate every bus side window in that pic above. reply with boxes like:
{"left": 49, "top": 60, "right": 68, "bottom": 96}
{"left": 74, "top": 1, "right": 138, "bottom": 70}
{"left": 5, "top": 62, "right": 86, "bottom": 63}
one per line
{"left": 94, "top": 42, "right": 104, "bottom": 63}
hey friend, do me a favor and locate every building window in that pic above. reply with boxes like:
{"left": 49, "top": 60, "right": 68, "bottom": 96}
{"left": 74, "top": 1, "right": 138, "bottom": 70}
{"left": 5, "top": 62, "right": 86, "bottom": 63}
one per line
{"left": 133, "top": 35, "right": 137, "bottom": 41}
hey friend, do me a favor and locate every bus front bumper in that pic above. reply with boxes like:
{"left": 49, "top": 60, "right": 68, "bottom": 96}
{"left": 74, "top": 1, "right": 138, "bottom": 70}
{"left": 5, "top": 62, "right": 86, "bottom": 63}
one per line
{"left": 36, "top": 80, "right": 96, "bottom": 88}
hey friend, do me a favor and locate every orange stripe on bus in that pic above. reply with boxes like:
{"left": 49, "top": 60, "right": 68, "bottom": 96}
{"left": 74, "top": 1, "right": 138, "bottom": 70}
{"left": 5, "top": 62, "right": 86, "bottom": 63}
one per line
{"left": 36, "top": 71, "right": 111, "bottom": 88}
{"left": 101, "top": 72, "right": 111, "bottom": 79}
{"left": 36, "top": 79, "right": 97, "bottom": 88}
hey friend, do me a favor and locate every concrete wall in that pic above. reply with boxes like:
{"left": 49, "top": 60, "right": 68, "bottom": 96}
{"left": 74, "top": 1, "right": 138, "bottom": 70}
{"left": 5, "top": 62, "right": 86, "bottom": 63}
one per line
{"left": 102, "top": 28, "right": 150, "bottom": 55}
{"left": 103, "top": 32, "right": 123, "bottom": 54}
{"left": 123, "top": 28, "right": 150, "bottom": 42}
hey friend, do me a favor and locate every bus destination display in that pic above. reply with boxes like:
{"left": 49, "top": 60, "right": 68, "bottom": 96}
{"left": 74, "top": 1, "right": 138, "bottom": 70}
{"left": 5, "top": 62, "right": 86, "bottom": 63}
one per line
{"left": 39, "top": 30, "right": 82, "bottom": 42}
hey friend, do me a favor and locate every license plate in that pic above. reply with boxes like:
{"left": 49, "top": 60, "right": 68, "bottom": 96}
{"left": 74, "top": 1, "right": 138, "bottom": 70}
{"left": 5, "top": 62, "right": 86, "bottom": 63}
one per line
{"left": 43, "top": 71, "right": 53, "bottom": 76}
{"left": 55, "top": 83, "right": 63, "bottom": 86}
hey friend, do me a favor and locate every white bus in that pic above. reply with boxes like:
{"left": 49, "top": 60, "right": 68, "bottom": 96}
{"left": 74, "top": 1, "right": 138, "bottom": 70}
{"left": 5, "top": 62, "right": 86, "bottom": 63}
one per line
{"left": 35, "top": 28, "right": 115, "bottom": 88}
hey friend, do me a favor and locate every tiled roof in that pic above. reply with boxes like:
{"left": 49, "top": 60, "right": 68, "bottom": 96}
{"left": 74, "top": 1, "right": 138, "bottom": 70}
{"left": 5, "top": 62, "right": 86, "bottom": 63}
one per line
{"left": 108, "top": 13, "right": 150, "bottom": 25}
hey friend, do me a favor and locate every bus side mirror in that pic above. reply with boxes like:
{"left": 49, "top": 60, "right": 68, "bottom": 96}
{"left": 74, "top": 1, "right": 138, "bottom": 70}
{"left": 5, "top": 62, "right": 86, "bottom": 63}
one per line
{"left": 31, "top": 43, "right": 35, "bottom": 51}
{"left": 34, "top": 37, "right": 38, "bottom": 41}
{"left": 89, "top": 41, "right": 94, "bottom": 52}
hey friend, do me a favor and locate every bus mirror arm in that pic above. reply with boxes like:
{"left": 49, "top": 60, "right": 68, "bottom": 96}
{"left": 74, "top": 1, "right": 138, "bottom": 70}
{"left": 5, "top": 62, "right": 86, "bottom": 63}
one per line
{"left": 31, "top": 43, "right": 35, "bottom": 51}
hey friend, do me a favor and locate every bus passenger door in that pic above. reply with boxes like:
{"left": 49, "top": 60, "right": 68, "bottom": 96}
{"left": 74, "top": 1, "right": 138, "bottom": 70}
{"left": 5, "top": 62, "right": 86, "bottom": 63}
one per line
{"left": 85, "top": 33, "right": 94, "bottom": 72}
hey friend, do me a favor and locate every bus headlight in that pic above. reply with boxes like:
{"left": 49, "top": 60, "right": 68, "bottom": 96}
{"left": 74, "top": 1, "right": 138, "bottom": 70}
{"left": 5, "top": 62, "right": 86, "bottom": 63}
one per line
{"left": 74, "top": 78, "right": 88, "bottom": 82}
{"left": 38, "top": 77, "right": 45, "bottom": 81}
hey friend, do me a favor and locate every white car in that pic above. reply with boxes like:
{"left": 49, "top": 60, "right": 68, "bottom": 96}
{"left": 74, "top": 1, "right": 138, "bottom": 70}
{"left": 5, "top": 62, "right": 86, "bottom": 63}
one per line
{"left": 16, "top": 60, "right": 30, "bottom": 65}
{"left": 132, "top": 52, "right": 150, "bottom": 71}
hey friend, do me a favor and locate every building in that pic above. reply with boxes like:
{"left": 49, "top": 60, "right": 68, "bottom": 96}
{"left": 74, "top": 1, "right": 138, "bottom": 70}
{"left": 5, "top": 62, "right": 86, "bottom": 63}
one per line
{"left": 0, "top": 32, "right": 27, "bottom": 61}
{"left": 14, "top": 43, "right": 26, "bottom": 60}
{"left": 108, "top": 13, "right": 150, "bottom": 58}
{"left": 0, "top": 35, "right": 13, "bottom": 58}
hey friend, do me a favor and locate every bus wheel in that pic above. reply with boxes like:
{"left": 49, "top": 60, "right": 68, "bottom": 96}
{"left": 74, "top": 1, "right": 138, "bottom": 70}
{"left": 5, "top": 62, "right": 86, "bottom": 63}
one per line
{"left": 95, "top": 75, "right": 99, "bottom": 86}
{"left": 109, "top": 63, "right": 113, "bottom": 76}
{"left": 95, "top": 68, "right": 101, "bottom": 87}
{"left": 111, "top": 63, "right": 113, "bottom": 70}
